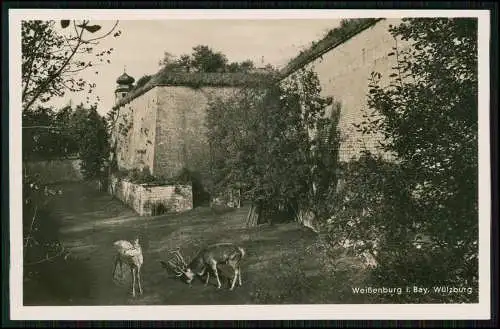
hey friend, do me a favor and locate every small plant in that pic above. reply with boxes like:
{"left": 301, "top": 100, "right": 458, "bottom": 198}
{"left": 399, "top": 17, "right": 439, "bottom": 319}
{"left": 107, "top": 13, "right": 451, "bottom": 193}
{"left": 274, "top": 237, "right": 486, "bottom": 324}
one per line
{"left": 151, "top": 202, "right": 171, "bottom": 216}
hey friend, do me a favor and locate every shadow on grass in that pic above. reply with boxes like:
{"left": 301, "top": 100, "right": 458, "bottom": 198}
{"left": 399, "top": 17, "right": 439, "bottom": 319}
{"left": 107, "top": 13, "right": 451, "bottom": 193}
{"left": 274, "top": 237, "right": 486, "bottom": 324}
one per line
{"left": 24, "top": 255, "right": 95, "bottom": 306}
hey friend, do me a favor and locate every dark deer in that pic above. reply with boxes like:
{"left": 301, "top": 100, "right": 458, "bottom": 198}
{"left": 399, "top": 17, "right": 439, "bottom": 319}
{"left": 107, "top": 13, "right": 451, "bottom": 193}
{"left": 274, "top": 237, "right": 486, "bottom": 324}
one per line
{"left": 161, "top": 243, "right": 245, "bottom": 290}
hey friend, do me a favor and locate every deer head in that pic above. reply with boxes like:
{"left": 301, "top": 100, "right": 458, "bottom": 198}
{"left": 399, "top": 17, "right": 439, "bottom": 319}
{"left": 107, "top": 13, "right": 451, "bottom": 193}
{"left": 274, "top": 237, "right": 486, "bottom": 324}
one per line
{"left": 164, "top": 248, "right": 195, "bottom": 284}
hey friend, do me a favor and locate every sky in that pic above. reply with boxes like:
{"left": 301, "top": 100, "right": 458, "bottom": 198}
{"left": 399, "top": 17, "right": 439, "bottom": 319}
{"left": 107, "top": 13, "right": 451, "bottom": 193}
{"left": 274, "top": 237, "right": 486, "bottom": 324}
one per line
{"left": 47, "top": 19, "right": 341, "bottom": 115}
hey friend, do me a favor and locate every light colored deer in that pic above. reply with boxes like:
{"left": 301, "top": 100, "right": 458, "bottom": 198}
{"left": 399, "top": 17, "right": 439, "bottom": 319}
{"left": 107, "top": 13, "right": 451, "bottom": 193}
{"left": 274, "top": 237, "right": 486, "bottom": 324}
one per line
{"left": 113, "top": 238, "right": 143, "bottom": 297}
{"left": 161, "top": 243, "right": 245, "bottom": 290}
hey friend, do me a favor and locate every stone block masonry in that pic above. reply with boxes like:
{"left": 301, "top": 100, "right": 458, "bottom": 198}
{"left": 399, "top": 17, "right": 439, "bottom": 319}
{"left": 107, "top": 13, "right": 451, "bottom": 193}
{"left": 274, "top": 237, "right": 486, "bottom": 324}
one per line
{"left": 280, "top": 18, "right": 409, "bottom": 162}
{"left": 153, "top": 86, "right": 240, "bottom": 189}
{"left": 109, "top": 175, "right": 193, "bottom": 216}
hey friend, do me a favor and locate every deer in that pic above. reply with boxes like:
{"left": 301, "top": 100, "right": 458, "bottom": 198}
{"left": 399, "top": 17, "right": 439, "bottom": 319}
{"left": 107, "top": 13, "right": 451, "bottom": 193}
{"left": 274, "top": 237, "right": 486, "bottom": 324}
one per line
{"left": 112, "top": 237, "right": 143, "bottom": 297}
{"left": 160, "top": 243, "right": 245, "bottom": 291}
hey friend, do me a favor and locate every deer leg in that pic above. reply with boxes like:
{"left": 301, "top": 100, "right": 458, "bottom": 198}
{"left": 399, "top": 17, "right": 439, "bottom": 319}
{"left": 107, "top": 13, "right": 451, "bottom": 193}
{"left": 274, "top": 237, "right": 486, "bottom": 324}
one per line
{"left": 230, "top": 267, "right": 238, "bottom": 291}
{"left": 119, "top": 261, "right": 123, "bottom": 279}
{"left": 210, "top": 261, "right": 221, "bottom": 289}
{"left": 205, "top": 270, "right": 210, "bottom": 286}
{"left": 131, "top": 267, "right": 136, "bottom": 297}
{"left": 238, "top": 265, "right": 242, "bottom": 286}
{"left": 137, "top": 267, "right": 143, "bottom": 295}
{"left": 112, "top": 256, "right": 119, "bottom": 279}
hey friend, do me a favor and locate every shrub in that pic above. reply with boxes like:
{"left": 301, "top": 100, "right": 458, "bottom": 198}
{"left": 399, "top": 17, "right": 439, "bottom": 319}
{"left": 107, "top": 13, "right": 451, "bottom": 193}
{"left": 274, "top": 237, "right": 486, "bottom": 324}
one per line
{"left": 358, "top": 18, "right": 478, "bottom": 303}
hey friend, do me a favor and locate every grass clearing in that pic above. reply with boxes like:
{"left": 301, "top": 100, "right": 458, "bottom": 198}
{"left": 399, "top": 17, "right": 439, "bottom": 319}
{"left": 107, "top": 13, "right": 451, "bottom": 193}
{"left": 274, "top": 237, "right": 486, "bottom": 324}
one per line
{"left": 24, "top": 183, "right": 370, "bottom": 305}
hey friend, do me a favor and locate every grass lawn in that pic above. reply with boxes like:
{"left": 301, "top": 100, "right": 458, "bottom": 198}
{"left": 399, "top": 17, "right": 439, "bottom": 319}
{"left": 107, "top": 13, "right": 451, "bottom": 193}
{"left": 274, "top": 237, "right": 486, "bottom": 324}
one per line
{"left": 23, "top": 183, "right": 369, "bottom": 306}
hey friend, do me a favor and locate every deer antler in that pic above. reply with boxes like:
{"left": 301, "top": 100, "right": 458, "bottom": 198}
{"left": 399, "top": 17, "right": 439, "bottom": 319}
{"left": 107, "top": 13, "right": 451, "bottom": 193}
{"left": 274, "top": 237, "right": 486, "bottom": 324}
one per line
{"left": 168, "top": 248, "right": 187, "bottom": 266}
{"left": 173, "top": 250, "right": 188, "bottom": 268}
{"left": 167, "top": 260, "right": 185, "bottom": 277}
{"left": 167, "top": 248, "right": 188, "bottom": 277}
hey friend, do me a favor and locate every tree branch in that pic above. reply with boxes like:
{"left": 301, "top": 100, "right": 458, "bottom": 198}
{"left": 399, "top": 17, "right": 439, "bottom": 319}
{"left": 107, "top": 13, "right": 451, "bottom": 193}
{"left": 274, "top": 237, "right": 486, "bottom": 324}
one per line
{"left": 22, "top": 29, "right": 48, "bottom": 101}
{"left": 63, "top": 63, "right": 92, "bottom": 74}
{"left": 23, "top": 23, "right": 85, "bottom": 111}
{"left": 83, "top": 20, "right": 119, "bottom": 43}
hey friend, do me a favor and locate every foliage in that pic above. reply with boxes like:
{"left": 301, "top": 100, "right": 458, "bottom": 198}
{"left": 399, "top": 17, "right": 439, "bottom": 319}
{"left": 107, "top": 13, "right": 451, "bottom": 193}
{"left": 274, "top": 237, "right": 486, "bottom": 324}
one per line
{"left": 115, "top": 166, "right": 193, "bottom": 186}
{"left": 320, "top": 18, "right": 479, "bottom": 302}
{"left": 22, "top": 166, "right": 67, "bottom": 268}
{"left": 190, "top": 45, "right": 228, "bottom": 72}
{"left": 22, "top": 103, "right": 110, "bottom": 180}
{"left": 22, "top": 20, "right": 120, "bottom": 111}
{"left": 70, "top": 105, "right": 110, "bottom": 180}
{"left": 159, "top": 45, "right": 258, "bottom": 73}
{"left": 227, "top": 60, "right": 255, "bottom": 73}
{"left": 283, "top": 18, "right": 381, "bottom": 76}
{"left": 134, "top": 75, "right": 152, "bottom": 89}
{"left": 206, "top": 68, "right": 341, "bottom": 224}
{"left": 22, "top": 105, "right": 79, "bottom": 160}
{"left": 318, "top": 152, "right": 410, "bottom": 265}
{"left": 21, "top": 20, "right": 118, "bottom": 291}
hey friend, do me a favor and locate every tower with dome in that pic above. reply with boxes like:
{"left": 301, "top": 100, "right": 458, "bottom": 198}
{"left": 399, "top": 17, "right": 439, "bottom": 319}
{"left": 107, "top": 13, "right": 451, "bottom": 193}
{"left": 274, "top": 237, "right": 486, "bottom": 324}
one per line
{"left": 114, "top": 69, "right": 135, "bottom": 103}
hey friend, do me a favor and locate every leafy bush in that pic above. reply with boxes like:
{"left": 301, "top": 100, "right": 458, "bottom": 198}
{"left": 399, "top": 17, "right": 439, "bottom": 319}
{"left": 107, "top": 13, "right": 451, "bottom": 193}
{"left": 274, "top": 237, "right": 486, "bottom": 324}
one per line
{"left": 316, "top": 18, "right": 479, "bottom": 303}
{"left": 134, "top": 75, "right": 152, "bottom": 89}
{"left": 23, "top": 165, "right": 68, "bottom": 289}
{"left": 250, "top": 245, "right": 369, "bottom": 304}
{"left": 206, "top": 68, "right": 341, "bottom": 226}
{"left": 319, "top": 148, "right": 478, "bottom": 303}
{"left": 22, "top": 106, "right": 79, "bottom": 160}
{"left": 318, "top": 152, "right": 403, "bottom": 260}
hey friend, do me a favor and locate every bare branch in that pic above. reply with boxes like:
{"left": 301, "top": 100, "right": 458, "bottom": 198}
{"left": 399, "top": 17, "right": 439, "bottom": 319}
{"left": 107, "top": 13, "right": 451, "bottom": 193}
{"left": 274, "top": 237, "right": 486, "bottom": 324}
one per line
{"left": 63, "top": 33, "right": 78, "bottom": 53}
{"left": 72, "top": 20, "right": 79, "bottom": 37}
{"left": 83, "top": 20, "right": 119, "bottom": 43}
{"left": 63, "top": 63, "right": 92, "bottom": 74}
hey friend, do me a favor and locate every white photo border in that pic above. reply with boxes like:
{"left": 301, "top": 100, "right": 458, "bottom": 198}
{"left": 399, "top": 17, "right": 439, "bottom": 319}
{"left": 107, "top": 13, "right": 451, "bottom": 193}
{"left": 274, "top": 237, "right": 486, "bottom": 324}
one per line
{"left": 9, "top": 8, "right": 492, "bottom": 320}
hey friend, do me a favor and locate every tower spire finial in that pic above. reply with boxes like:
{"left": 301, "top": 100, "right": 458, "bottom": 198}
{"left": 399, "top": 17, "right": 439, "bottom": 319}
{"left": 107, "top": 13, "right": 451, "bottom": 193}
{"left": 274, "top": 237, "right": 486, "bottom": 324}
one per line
{"left": 124, "top": 65, "right": 127, "bottom": 73}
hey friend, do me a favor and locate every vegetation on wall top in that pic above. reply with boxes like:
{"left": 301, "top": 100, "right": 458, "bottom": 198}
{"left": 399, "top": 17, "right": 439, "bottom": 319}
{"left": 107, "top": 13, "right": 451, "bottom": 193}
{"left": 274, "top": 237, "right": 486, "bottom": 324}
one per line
{"left": 114, "top": 166, "right": 193, "bottom": 187}
{"left": 113, "top": 44, "right": 280, "bottom": 110}
{"left": 159, "top": 45, "right": 259, "bottom": 74}
{"left": 113, "top": 70, "right": 277, "bottom": 109}
{"left": 281, "top": 18, "right": 384, "bottom": 77}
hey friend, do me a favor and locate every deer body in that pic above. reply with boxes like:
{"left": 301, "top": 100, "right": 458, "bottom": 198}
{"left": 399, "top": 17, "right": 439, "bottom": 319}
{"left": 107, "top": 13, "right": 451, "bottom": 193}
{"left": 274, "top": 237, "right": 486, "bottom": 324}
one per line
{"left": 113, "top": 238, "right": 143, "bottom": 297}
{"left": 162, "top": 243, "right": 245, "bottom": 290}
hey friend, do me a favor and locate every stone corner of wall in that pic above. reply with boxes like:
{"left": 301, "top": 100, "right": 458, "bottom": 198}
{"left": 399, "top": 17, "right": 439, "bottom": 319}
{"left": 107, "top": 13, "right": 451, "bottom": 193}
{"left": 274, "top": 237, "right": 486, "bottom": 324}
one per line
{"left": 108, "top": 175, "right": 193, "bottom": 217}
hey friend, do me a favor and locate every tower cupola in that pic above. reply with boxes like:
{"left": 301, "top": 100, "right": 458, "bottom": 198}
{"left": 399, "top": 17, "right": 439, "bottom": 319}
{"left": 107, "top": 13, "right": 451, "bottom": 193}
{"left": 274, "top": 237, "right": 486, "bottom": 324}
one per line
{"left": 115, "top": 68, "right": 135, "bottom": 103}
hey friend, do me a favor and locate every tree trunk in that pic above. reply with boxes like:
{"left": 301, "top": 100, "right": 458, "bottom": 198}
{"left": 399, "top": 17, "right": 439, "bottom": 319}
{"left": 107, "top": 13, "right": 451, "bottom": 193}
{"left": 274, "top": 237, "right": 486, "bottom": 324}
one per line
{"left": 246, "top": 201, "right": 263, "bottom": 227}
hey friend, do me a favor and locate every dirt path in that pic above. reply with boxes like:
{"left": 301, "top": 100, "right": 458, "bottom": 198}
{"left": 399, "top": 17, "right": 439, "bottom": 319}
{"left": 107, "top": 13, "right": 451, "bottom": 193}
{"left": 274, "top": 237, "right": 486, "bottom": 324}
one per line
{"left": 25, "top": 183, "right": 321, "bottom": 306}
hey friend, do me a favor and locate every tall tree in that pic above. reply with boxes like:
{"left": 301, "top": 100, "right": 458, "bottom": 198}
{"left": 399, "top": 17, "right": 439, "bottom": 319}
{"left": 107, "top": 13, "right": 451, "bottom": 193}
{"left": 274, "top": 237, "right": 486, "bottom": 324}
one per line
{"left": 158, "top": 46, "right": 258, "bottom": 74}
{"left": 206, "top": 68, "right": 340, "bottom": 226}
{"left": 70, "top": 104, "right": 110, "bottom": 180}
{"left": 190, "top": 45, "right": 228, "bottom": 72}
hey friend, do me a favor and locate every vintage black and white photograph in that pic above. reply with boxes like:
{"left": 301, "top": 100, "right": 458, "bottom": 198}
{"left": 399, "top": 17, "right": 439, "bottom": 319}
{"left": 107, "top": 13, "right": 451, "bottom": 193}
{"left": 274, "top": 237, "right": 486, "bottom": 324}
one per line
{"left": 8, "top": 8, "right": 491, "bottom": 320}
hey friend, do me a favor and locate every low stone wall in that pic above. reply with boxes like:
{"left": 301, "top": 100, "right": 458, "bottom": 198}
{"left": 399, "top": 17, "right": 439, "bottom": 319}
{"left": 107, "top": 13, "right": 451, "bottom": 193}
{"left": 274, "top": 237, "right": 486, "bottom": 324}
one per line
{"left": 109, "top": 175, "right": 193, "bottom": 216}
{"left": 24, "top": 158, "right": 83, "bottom": 184}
